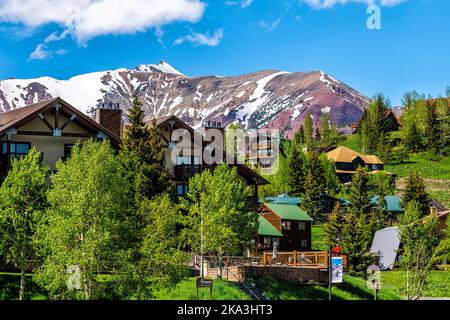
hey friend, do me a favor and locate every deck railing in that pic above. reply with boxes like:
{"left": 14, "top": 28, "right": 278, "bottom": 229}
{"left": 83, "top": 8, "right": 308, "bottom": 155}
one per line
{"left": 260, "top": 251, "right": 348, "bottom": 268}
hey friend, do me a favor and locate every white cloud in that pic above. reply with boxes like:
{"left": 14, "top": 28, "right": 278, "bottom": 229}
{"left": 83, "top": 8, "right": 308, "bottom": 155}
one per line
{"left": 174, "top": 29, "right": 224, "bottom": 47}
{"left": 0, "top": 0, "right": 206, "bottom": 44}
{"left": 29, "top": 44, "right": 52, "bottom": 60}
{"left": 259, "top": 18, "right": 281, "bottom": 31}
{"left": 225, "top": 0, "right": 254, "bottom": 8}
{"left": 44, "top": 30, "right": 70, "bottom": 43}
{"left": 300, "top": 0, "right": 407, "bottom": 9}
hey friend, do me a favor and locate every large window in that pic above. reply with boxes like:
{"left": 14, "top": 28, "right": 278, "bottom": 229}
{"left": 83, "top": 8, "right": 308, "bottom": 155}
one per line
{"left": 63, "top": 144, "right": 75, "bottom": 160}
{"left": 2, "top": 142, "right": 31, "bottom": 160}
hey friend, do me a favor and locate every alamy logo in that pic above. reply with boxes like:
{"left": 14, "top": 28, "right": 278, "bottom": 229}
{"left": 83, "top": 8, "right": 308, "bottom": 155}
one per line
{"left": 66, "top": 265, "right": 81, "bottom": 290}
{"left": 367, "top": 5, "right": 382, "bottom": 30}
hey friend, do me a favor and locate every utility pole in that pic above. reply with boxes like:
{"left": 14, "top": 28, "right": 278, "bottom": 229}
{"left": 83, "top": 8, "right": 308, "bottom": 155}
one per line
{"left": 328, "top": 243, "right": 332, "bottom": 300}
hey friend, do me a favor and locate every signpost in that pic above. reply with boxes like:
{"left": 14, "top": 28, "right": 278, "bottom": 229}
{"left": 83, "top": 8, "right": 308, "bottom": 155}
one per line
{"left": 329, "top": 243, "right": 342, "bottom": 300}
{"left": 332, "top": 257, "right": 344, "bottom": 284}
{"left": 196, "top": 277, "right": 213, "bottom": 300}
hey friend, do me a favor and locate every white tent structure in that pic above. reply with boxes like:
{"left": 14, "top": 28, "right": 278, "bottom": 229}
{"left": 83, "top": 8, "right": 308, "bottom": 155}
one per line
{"left": 370, "top": 227, "right": 401, "bottom": 271}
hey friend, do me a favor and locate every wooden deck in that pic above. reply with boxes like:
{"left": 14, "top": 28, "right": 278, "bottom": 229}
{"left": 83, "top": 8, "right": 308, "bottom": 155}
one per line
{"left": 259, "top": 251, "right": 348, "bottom": 269}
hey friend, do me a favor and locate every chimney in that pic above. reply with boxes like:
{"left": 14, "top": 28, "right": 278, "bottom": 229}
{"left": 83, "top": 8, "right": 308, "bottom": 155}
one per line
{"left": 95, "top": 102, "right": 123, "bottom": 138}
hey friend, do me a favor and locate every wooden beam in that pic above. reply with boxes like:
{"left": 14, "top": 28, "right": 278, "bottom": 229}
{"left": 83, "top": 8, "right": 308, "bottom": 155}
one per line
{"left": 37, "top": 113, "right": 54, "bottom": 132}
{"left": 16, "top": 131, "right": 93, "bottom": 138}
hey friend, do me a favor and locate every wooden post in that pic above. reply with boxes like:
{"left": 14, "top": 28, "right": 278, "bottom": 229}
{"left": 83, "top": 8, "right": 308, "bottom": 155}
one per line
{"left": 294, "top": 251, "right": 297, "bottom": 266}
{"left": 263, "top": 251, "right": 267, "bottom": 265}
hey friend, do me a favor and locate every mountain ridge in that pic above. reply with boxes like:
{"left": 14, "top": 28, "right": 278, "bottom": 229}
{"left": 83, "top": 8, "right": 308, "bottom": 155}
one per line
{"left": 0, "top": 62, "right": 370, "bottom": 137}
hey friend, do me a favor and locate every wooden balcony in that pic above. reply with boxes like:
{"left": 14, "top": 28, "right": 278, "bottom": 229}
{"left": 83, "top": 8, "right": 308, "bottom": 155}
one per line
{"left": 259, "top": 251, "right": 348, "bottom": 269}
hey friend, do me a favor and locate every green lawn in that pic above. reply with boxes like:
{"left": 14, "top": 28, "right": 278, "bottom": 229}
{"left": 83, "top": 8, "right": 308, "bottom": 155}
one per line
{"left": 385, "top": 153, "right": 450, "bottom": 180}
{"left": 381, "top": 270, "right": 450, "bottom": 298}
{"left": 152, "top": 277, "right": 249, "bottom": 300}
{"left": 255, "top": 275, "right": 402, "bottom": 300}
{"left": 429, "top": 190, "right": 450, "bottom": 209}
{"left": 312, "top": 224, "right": 327, "bottom": 251}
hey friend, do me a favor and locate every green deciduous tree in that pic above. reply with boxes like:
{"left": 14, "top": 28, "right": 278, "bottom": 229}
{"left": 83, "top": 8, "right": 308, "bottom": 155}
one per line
{"left": 0, "top": 149, "right": 49, "bottom": 300}
{"left": 136, "top": 194, "right": 190, "bottom": 297}
{"left": 35, "top": 140, "right": 131, "bottom": 300}
{"left": 187, "top": 165, "right": 257, "bottom": 278}
{"left": 399, "top": 201, "right": 441, "bottom": 300}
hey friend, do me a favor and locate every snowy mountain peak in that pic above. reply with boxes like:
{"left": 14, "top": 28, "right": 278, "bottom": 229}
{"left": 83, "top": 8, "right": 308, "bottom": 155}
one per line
{"left": 134, "top": 61, "right": 184, "bottom": 76}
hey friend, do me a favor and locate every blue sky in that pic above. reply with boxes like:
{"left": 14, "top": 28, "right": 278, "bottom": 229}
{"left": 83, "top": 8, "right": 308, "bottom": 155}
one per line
{"left": 0, "top": 0, "right": 449, "bottom": 105}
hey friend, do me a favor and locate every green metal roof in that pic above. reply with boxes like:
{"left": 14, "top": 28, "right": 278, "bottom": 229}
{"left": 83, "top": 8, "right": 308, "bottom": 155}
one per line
{"left": 258, "top": 215, "right": 283, "bottom": 237}
{"left": 371, "top": 195, "right": 404, "bottom": 213}
{"left": 264, "top": 203, "right": 314, "bottom": 222}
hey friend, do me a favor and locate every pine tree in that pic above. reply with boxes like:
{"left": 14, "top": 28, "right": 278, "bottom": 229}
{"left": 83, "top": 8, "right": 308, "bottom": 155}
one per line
{"left": 404, "top": 121, "right": 423, "bottom": 152}
{"left": 342, "top": 210, "right": 373, "bottom": 276}
{"left": 348, "top": 166, "right": 373, "bottom": 215}
{"left": 302, "top": 169, "right": 322, "bottom": 218}
{"left": 446, "top": 85, "right": 450, "bottom": 98}
{"left": 304, "top": 113, "right": 313, "bottom": 146}
{"left": 424, "top": 100, "right": 441, "bottom": 156}
{"left": 287, "top": 143, "right": 307, "bottom": 196}
{"left": 293, "top": 125, "right": 305, "bottom": 145}
{"left": 120, "top": 96, "right": 171, "bottom": 203}
{"left": 306, "top": 151, "right": 327, "bottom": 193}
{"left": 402, "top": 170, "right": 429, "bottom": 217}
{"left": 324, "top": 204, "right": 345, "bottom": 246}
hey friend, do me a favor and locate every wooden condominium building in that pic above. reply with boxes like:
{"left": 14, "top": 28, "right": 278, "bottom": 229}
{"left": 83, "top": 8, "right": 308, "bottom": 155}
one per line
{"left": 326, "top": 146, "right": 389, "bottom": 183}
{"left": 0, "top": 98, "right": 268, "bottom": 207}
{"left": 257, "top": 203, "right": 314, "bottom": 252}
{"left": 0, "top": 98, "right": 121, "bottom": 176}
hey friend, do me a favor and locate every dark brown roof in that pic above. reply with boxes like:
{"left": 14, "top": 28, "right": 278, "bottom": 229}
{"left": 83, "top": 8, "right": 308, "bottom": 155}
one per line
{"left": 152, "top": 115, "right": 269, "bottom": 185}
{"left": 0, "top": 97, "right": 121, "bottom": 147}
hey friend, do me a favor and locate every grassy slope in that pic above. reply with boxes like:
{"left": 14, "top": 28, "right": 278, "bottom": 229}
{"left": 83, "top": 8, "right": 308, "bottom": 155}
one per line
{"left": 385, "top": 153, "right": 450, "bottom": 180}
{"left": 382, "top": 270, "right": 450, "bottom": 298}
{"left": 153, "top": 278, "right": 249, "bottom": 300}
{"left": 257, "top": 276, "right": 402, "bottom": 300}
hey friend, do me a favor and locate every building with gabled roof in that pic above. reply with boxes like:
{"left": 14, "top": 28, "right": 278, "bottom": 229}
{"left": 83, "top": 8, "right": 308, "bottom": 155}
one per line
{"left": 257, "top": 203, "right": 313, "bottom": 252}
{"left": 326, "top": 146, "right": 390, "bottom": 182}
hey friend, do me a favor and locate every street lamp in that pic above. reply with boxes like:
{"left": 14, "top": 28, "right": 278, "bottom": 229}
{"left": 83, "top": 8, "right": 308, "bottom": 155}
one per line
{"left": 329, "top": 237, "right": 341, "bottom": 301}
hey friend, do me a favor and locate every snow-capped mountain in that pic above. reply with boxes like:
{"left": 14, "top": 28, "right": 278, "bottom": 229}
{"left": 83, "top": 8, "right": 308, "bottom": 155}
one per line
{"left": 0, "top": 61, "right": 369, "bottom": 137}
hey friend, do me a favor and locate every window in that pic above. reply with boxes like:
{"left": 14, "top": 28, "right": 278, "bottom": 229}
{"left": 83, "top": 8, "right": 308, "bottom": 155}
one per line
{"left": 176, "top": 184, "right": 189, "bottom": 196}
{"left": 177, "top": 156, "right": 191, "bottom": 165}
{"left": 2, "top": 142, "right": 31, "bottom": 160}
{"left": 282, "top": 221, "right": 291, "bottom": 231}
{"left": 298, "top": 222, "right": 306, "bottom": 231}
{"left": 64, "top": 144, "right": 75, "bottom": 160}
{"left": 301, "top": 239, "right": 308, "bottom": 248}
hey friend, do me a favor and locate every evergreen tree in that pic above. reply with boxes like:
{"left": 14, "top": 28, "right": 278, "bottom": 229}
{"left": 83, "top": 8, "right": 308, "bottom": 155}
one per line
{"left": 0, "top": 149, "right": 49, "bottom": 300}
{"left": 424, "top": 100, "right": 441, "bottom": 155}
{"left": 302, "top": 170, "right": 322, "bottom": 218}
{"left": 342, "top": 210, "right": 373, "bottom": 276}
{"left": 305, "top": 151, "right": 327, "bottom": 193}
{"left": 348, "top": 166, "right": 373, "bottom": 215}
{"left": 287, "top": 143, "right": 307, "bottom": 196}
{"left": 120, "top": 96, "right": 171, "bottom": 203}
{"left": 324, "top": 204, "right": 345, "bottom": 246}
{"left": 402, "top": 170, "right": 429, "bottom": 217}
{"left": 293, "top": 125, "right": 305, "bottom": 145}
{"left": 304, "top": 113, "right": 313, "bottom": 146}
{"left": 446, "top": 85, "right": 450, "bottom": 98}
{"left": 314, "top": 127, "right": 321, "bottom": 141}
{"left": 320, "top": 155, "right": 340, "bottom": 195}
{"left": 404, "top": 121, "right": 423, "bottom": 152}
